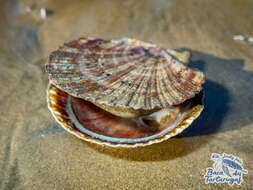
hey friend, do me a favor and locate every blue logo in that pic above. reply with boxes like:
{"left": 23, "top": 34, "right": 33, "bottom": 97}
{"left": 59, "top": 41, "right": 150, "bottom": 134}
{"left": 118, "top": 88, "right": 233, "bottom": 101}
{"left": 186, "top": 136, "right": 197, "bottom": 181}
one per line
{"left": 204, "top": 153, "right": 248, "bottom": 186}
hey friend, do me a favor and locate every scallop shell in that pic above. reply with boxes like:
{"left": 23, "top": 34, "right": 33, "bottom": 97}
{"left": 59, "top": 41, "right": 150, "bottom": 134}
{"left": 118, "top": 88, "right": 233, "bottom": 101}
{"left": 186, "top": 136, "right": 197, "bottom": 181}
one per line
{"left": 47, "top": 84, "right": 204, "bottom": 147}
{"left": 46, "top": 37, "right": 205, "bottom": 111}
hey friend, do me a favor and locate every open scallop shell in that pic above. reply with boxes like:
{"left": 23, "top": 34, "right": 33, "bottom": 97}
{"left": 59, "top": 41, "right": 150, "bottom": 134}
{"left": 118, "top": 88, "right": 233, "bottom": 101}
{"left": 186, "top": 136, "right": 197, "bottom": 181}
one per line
{"left": 46, "top": 37, "right": 205, "bottom": 111}
{"left": 47, "top": 84, "right": 204, "bottom": 147}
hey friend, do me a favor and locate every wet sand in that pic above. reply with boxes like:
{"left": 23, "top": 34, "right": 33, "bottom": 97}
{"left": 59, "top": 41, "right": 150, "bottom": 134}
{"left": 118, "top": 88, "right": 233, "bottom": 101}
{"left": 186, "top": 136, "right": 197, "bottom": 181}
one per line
{"left": 0, "top": 0, "right": 253, "bottom": 189}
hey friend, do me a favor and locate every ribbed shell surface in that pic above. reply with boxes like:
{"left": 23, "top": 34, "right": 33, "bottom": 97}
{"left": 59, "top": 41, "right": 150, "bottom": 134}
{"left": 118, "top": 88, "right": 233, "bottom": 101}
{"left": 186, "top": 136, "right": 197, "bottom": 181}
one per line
{"left": 46, "top": 37, "right": 205, "bottom": 110}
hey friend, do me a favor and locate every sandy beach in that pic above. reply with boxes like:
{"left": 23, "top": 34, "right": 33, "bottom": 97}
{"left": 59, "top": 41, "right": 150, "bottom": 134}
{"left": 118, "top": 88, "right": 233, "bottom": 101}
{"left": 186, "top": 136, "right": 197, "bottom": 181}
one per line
{"left": 0, "top": 0, "right": 253, "bottom": 189}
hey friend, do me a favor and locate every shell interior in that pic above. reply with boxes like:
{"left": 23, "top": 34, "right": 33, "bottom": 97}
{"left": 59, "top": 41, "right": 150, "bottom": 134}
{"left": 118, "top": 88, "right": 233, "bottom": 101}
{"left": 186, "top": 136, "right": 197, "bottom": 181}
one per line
{"left": 47, "top": 84, "right": 204, "bottom": 147}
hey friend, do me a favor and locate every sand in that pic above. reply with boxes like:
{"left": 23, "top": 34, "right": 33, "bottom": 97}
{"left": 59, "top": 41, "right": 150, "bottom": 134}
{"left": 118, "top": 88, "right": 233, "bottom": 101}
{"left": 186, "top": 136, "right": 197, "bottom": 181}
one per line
{"left": 0, "top": 0, "right": 253, "bottom": 189}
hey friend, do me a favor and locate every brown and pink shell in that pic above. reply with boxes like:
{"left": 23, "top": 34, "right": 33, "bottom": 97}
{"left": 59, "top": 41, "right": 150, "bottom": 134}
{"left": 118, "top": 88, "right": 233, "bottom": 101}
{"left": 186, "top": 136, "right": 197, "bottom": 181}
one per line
{"left": 46, "top": 37, "right": 205, "bottom": 110}
{"left": 47, "top": 84, "right": 203, "bottom": 147}
{"left": 45, "top": 37, "right": 205, "bottom": 147}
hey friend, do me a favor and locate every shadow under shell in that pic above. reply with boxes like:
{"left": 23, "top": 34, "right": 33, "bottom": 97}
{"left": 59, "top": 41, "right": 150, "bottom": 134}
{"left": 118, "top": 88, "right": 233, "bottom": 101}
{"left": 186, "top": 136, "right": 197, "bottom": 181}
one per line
{"left": 47, "top": 84, "right": 204, "bottom": 147}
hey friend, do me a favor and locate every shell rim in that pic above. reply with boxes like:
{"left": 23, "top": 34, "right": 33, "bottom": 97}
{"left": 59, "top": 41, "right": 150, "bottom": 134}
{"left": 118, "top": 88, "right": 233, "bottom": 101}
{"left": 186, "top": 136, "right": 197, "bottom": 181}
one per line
{"left": 46, "top": 83, "right": 204, "bottom": 148}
